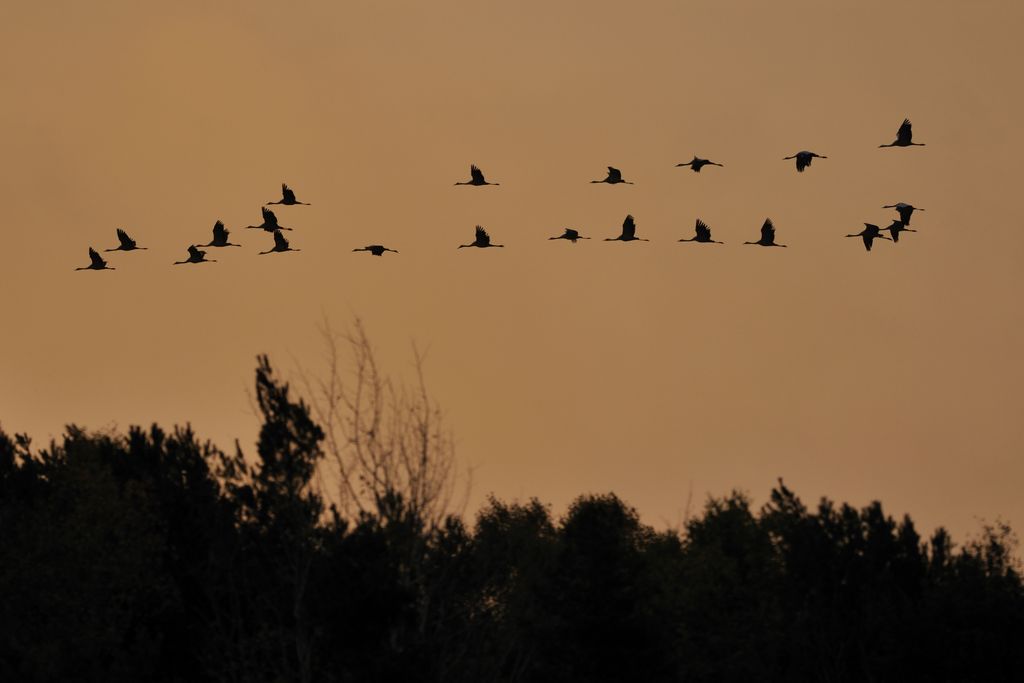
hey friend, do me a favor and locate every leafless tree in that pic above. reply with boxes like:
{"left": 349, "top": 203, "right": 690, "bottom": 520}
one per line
{"left": 297, "top": 316, "right": 467, "bottom": 531}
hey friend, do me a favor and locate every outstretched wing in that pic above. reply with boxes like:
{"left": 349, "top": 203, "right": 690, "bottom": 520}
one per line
{"left": 282, "top": 184, "right": 296, "bottom": 203}
{"left": 470, "top": 165, "right": 484, "bottom": 183}
{"left": 796, "top": 154, "right": 810, "bottom": 172}
{"left": 896, "top": 205, "right": 913, "bottom": 224}
{"left": 88, "top": 247, "right": 104, "bottom": 267}
{"left": 116, "top": 228, "right": 135, "bottom": 249}
{"left": 695, "top": 219, "right": 711, "bottom": 240}
{"left": 607, "top": 166, "right": 622, "bottom": 182}
{"left": 896, "top": 119, "right": 913, "bottom": 145}
{"left": 273, "top": 229, "right": 289, "bottom": 250}
{"left": 622, "top": 214, "right": 636, "bottom": 238}
{"left": 187, "top": 245, "right": 202, "bottom": 259}
{"left": 761, "top": 218, "right": 775, "bottom": 242}
{"left": 565, "top": 228, "right": 580, "bottom": 239}
{"left": 213, "top": 220, "right": 227, "bottom": 240}
{"left": 474, "top": 225, "right": 490, "bottom": 245}
{"left": 262, "top": 206, "right": 278, "bottom": 227}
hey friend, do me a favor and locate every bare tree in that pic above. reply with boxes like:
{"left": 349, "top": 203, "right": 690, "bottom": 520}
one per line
{"left": 297, "top": 316, "right": 466, "bottom": 531}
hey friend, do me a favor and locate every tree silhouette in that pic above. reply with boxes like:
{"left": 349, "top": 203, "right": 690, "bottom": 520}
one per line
{"left": 206, "top": 355, "right": 326, "bottom": 683}
{"left": 2, "top": 387, "right": 1023, "bottom": 682}
{"left": 677, "top": 492, "right": 783, "bottom": 680}
{"left": 299, "top": 317, "right": 465, "bottom": 532}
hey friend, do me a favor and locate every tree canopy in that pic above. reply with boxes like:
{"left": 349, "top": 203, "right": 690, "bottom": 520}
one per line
{"left": 1, "top": 356, "right": 1021, "bottom": 682}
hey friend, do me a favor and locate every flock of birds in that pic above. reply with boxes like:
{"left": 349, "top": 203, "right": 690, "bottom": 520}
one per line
{"left": 75, "top": 119, "right": 927, "bottom": 271}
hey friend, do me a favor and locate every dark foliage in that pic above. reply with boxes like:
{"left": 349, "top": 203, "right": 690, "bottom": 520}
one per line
{"left": 1, "top": 359, "right": 1022, "bottom": 682}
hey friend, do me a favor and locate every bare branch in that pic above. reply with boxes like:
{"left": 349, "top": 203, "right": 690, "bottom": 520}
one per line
{"left": 294, "top": 316, "right": 467, "bottom": 530}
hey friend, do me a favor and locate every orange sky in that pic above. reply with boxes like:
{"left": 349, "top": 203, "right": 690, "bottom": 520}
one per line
{"left": 2, "top": 1, "right": 1022, "bottom": 540}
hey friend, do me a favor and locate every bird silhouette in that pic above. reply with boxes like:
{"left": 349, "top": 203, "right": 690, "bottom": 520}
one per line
{"left": 679, "top": 219, "right": 723, "bottom": 244}
{"left": 353, "top": 244, "right": 399, "bottom": 256}
{"left": 605, "top": 214, "right": 648, "bottom": 242}
{"left": 246, "top": 207, "right": 292, "bottom": 232}
{"left": 879, "top": 119, "right": 925, "bottom": 147}
{"left": 883, "top": 203, "right": 924, "bottom": 226}
{"left": 199, "top": 220, "right": 241, "bottom": 247}
{"left": 783, "top": 151, "right": 827, "bottom": 172}
{"left": 104, "top": 228, "right": 146, "bottom": 252}
{"left": 458, "top": 225, "right": 504, "bottom": 249}
{"left": 266, "top": 183, "right": 310, "bottom": 205}
{"left": 591, "top": 166, "right": 633, "bottom": 184}
{"left": 744, "top": 219, "right": 786, "bottom": 247}
{"left": 549, "top": 228, "right": 590, "bottom": 243}
{"left": 259, "top": 229, "right": 300, "bottom": 255}
{"left": 846, "top": 223, "right": 891, "bottom": 251}
{"left": 676, "top": 156, "right": 723, "bottom": 173}
{"left": 76, "top": 247, "right": 115, "bottom": 271}
{"left": 883, "top": 220, "right": 916, "bottom": 243}
{"left": 454, "top": 165, "right": 499, "bottom": 186}
{"left": 174, "top": 245, "right": 216, "bottom": 265}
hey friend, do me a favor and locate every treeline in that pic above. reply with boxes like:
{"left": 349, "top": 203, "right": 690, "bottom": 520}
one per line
{"left": 1, "top": 357, "right": 1022, "bottom": 682}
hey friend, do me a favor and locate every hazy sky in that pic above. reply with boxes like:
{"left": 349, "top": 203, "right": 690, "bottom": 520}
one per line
{"left": 2, "top": 1, "right": 1022, "bottom": 540}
